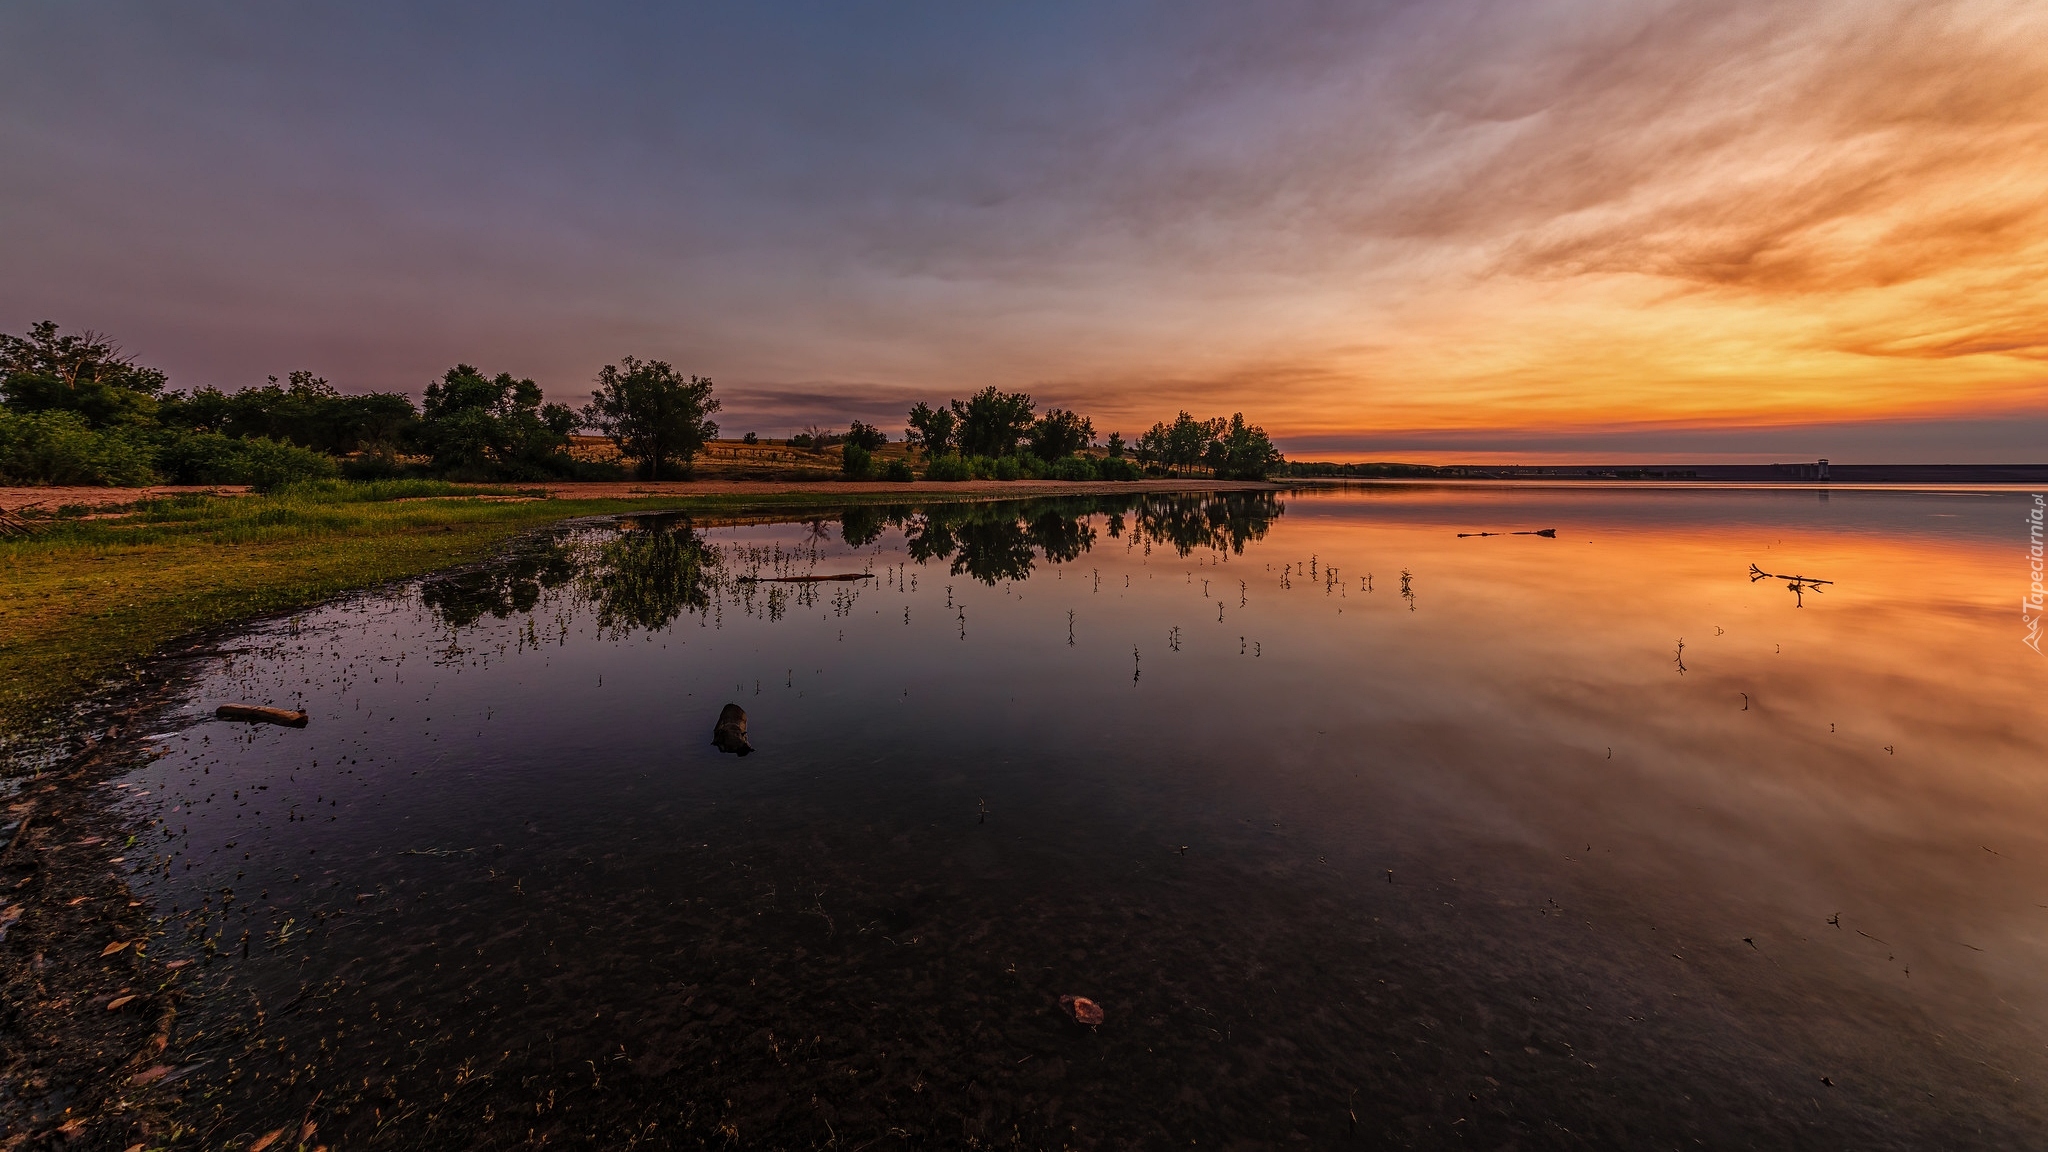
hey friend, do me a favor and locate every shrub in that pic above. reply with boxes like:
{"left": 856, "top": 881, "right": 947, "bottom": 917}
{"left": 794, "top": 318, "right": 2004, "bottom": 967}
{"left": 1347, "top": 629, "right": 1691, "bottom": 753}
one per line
{"left": 842, "top": 442, "right": 873, "bottom": 478}
{"left": 882, "top": 457, "right": 915, "bottom": 482}
{"left": 0, "top": 409, "right": 157, "bottom": 485}
{"left": 923, "top": 454, "right": 972, "bottom": 481}
{"left": 1095, "top": 455, "right": 1143, "bottom": 481}
{"left": 1051, "top": 455, "right": 1098, "bottom": 482}
{"left": 993, "top": 455, "right": 1022, "bottom": 481}
{"left": 152, "top": 430, "right": 336, "bottom": 489}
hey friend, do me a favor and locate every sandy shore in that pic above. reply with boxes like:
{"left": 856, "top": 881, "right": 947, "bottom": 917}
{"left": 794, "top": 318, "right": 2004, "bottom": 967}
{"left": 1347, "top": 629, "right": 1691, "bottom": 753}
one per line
{"left": 1, "top": 477, "right": 1275, "bottom": 514}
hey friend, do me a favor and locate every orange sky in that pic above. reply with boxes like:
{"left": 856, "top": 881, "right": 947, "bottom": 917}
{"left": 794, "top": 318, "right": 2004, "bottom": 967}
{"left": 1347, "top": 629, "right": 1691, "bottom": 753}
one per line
{"left": 3, "top": 1, "right": 2045, "bottom": 459}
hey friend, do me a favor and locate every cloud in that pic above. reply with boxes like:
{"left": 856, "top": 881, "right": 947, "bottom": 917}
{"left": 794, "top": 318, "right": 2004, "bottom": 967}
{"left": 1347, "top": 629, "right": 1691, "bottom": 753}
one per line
{"left": 2, "top": 1, "right": 2045, "bottom": 456}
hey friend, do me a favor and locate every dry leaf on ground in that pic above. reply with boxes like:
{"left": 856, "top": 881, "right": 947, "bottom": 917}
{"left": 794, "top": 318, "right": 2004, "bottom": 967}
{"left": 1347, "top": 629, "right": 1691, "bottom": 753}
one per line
{"left": 1059, "top": 994, "right": 1104, "bottom": 1025}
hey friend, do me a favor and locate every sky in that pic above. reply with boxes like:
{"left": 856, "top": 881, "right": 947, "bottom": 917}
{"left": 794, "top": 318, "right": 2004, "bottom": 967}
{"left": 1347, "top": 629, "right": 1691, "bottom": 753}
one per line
{"left": 3, "top": 1, "right": 2044, "bottom": 462}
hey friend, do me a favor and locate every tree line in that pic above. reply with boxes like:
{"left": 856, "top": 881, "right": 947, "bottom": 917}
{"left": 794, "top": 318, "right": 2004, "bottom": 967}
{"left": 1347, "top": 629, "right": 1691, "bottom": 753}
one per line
{"left": 0, "top": 322, "right": 719, "bottom": 487}
{"left": 0, "top": 320, "right": 1283, "bottom": 488}
{"left": 898, "top": 386, "right": 1282, "bottom": 481}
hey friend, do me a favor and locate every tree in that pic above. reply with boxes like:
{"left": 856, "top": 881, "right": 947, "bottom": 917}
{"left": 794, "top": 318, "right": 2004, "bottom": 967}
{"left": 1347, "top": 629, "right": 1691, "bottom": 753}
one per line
{"left": 950, "top": 387, "right": 1035, "bottom": 458}
{"left": 845, "top": 420, "right": 887, "bottom": 451}
{"left": 422, "top": 364, "right": 577, "bottom": 475}
{"left": 158, "top": 370, "right": 418, "bottom": 455}
{"left": 1212, "top": 412, "right": 1283, "bottom": 479}
{"left": 905, "top": 401, "right": 956, "bottom": 459}
{"left": 0, "top": 321, "right": 167, "bottom": 427}
{"left": 1024, "top": 408, "right": 1094, "bottom": 462}
{"left": 582, "top": 357, "right": 719, "bottom": 479}
{"left": 1105, "top": 430, "right": 1126, "bottom": 459}
{"left": 798, "top": 423, "right": 839, "bottom": 453}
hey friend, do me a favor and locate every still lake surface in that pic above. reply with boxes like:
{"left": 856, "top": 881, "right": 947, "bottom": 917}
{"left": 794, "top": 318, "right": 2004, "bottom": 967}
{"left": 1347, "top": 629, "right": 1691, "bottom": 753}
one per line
{"left": 116, "top": 484, "right": 2048, "bottom": 1148}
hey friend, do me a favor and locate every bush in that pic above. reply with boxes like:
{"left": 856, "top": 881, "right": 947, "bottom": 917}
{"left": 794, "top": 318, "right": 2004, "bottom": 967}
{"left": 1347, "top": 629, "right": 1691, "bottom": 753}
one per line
{"left": 1095, "top": 455, "right": 1143, "bottom": 481}
{"left": 993, "top": 455, "right": 1022, "bottom": 481}
{"left": 153, "top": 430, "right": 336, "bottom": 489}
{"left": 0, "top": 409, "right": 157, "bottom": 485}
{"left": 924, "top": 454, "right": 972, "bottom": 481}
{"left": 882, "top": 457, "right": 915, "bottom": 482}
{"left": 842, "top": 442, "right": 873, "bottom": 478}
{"left": 1051, "top": 455, "right": 1098, "bottom": 481}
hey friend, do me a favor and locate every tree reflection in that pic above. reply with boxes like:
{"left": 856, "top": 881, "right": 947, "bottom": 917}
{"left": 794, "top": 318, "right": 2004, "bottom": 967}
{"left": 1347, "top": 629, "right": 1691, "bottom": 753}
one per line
{"left": 582, "top": 519, "right": 721, "bottom": 634}
{"left": 896, "top": 492, "right": 1277, "bottom": 584}
{"left": 1130, "top": 492, "right": 1279, "bottom": 556}
{"left": 420, "top": 541, "right": 576, "bottom": 627}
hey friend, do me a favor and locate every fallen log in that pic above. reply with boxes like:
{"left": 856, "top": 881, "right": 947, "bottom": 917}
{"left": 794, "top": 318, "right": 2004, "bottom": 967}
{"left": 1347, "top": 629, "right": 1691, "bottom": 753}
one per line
{"left": 735, "top": 573, "right": 874, "bottom": 583}
{"left": 214, "top": 704, "right": 309, "bottom": 728}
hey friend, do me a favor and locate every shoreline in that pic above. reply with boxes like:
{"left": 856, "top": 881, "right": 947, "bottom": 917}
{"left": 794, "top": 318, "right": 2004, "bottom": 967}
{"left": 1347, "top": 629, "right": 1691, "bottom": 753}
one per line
{"left": 0, "top": 479, "right": 1281, "bottom": 1146}
{"left": 0, "top": 477, "right": 1276, "bottom": 516}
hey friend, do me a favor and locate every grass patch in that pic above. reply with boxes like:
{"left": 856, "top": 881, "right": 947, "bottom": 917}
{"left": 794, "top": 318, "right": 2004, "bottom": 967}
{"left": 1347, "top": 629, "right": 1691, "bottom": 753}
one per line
{"left": 0, "top": 482, "right": 1000, "bottom": 748}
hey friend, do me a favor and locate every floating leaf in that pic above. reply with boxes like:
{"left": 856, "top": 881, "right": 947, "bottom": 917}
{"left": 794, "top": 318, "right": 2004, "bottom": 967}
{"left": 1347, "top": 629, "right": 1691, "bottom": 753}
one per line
{"left": 164, "top": 959, "right": 193, "bottom": 970}
{"left": 131, "top": 1064, "right": 173, "bottom": 1086}
{"left": 108, "top": 994, "right": 137, "bottom": 1010}
{"left": 100, "top": 940, "right": 130, "bottom": 956}
{"left": 1058, "top": 994, "right": 1104, "bottom": 1025}
{"left": 250, "top": 1129, "right": 285, "bottom": 1152}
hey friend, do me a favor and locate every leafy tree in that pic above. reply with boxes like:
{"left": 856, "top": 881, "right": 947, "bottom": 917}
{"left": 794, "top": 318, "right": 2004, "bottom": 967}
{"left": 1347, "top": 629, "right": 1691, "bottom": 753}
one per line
{"left": 1105, "top": 430, "right": 1125, "bottom": 458}
{"left": 1025, "top": 408, "right": 1094, "bottom": 462}
{"left": 905, "top": 401, "right": 956, "bottom": 459}
{"left": 1138, "top": 411, "right": 1230, "bottom": 475}
{"left": 159, "top": 370, "right": 417, "bottom": 455}
{"left": 1212, "top": 413, "right": 1284, "bottom": 479}
{"left": 842, "top": 441, "right": 873, "bottom": 477}
{"left": 742, "top": 432, "right": 759, "bottom": 445}
{"left": 0, "top": 321, "right": 167, "bottom": 427}
{"left": 950, "top": 387, "right": 1035, "bottom": 458}
{"left": 845, "top": 420, "right": 887, "bottom": 452}
{"left": 421, "top": 364, "right": 577, "bottom": 475}
{"left": 582, "top": 357, "right": 719, "bottom": 479}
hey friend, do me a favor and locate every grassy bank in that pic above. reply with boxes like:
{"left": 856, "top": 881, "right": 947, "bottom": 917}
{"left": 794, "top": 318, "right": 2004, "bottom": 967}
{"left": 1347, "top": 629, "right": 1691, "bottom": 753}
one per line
{"left": 0, "top": 479, "right": 1017, "bottom": 747}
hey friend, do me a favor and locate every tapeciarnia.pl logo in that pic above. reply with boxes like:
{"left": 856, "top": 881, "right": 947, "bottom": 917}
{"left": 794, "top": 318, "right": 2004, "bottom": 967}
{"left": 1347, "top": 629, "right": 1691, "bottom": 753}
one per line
{"left": 2027, "top": 493, "right": 2044, "bottom": 654}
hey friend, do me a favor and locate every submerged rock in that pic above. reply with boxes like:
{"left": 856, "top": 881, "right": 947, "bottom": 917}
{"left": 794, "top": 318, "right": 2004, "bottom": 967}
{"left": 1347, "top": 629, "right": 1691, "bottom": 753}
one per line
{"left": 712, "top": 703, "right": 752, "bottom": 756}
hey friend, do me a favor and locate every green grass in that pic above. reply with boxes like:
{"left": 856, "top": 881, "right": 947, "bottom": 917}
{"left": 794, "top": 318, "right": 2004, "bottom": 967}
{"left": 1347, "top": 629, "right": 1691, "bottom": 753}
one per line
{"left": 0, "top": 480, "right": 993, "bottom": 748}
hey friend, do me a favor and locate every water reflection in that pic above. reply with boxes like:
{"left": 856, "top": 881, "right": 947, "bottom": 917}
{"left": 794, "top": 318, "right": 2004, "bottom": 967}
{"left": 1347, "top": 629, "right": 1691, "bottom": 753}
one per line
{"left": 422, "top": 493, "right": 1286, "bottom": 635}
{"left": 113, "top": 484, "right": 2048, "bottom": 1149}
{"left": 417, "top": 541, "right": 575, "bottom": 627}
{"left": 583, "top": 517, "right": 722, "bottom": 634}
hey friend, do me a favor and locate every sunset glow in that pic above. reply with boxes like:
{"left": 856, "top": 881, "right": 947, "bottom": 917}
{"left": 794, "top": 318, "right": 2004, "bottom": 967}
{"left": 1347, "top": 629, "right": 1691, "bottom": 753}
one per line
{"left": 3, "top": 1, "right": 2044, "bottom": 459}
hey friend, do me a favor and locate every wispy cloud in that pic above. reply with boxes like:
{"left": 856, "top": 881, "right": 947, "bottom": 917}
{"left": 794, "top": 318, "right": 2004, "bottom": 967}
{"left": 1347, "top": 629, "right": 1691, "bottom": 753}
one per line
{"left": 1, "top": 1, "right": 2042, "bottom": 456}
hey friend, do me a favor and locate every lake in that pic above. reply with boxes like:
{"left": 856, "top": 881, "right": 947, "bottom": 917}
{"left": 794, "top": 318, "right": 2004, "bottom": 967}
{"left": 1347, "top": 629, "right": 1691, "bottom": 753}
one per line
{"left": 114, "top": 484, "right": 2048, "bottom": 1148}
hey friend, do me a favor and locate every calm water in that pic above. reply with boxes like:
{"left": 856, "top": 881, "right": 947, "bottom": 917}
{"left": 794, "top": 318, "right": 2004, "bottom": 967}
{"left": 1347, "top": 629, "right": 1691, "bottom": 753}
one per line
{"left": 115, "top": 485, "right": 2048, "bottom": 1148}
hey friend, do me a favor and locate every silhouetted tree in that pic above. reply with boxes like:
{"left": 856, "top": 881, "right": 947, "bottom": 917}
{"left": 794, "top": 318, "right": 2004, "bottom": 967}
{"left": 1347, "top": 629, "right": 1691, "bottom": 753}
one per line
{"left": 583, "top": 357, "right": 719, "bottom": 479}
{"left": 421, "top": 364, "right": 577, "bottom": 475}
{"left": 1025, "top": 408, "right": 1094, "bottom": 462}
{"left": 0, "top": 321, "right": 167, "bottom": 427}
{"left": 950, "top": 387, "right": 1035, "bottom": 458}
{"left": 845, "top": 420, "right": 887, "bottom": 451}
{"left": 905, "top": 401, "right": 956, "bottom": 458}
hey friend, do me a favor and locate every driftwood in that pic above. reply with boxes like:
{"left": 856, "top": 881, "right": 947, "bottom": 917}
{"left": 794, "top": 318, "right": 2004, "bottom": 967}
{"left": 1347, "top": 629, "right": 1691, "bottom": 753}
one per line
{"left": 215, "top": 704, "right": 309, "bottom": 728}
{"left": 735, "top": 573, "right": 874, "bottom": 583}
{"left": 0, "top": 503, "right": 44, "bottom": 539}
{"left": 712, "top": 703, "right": 753, "bottom": 756}
{"left": 1456, "top": 528, "right": 1557, "bottom": 538}
{"left": 1749, "top": 563, "right": 1832, "bottom": 607}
